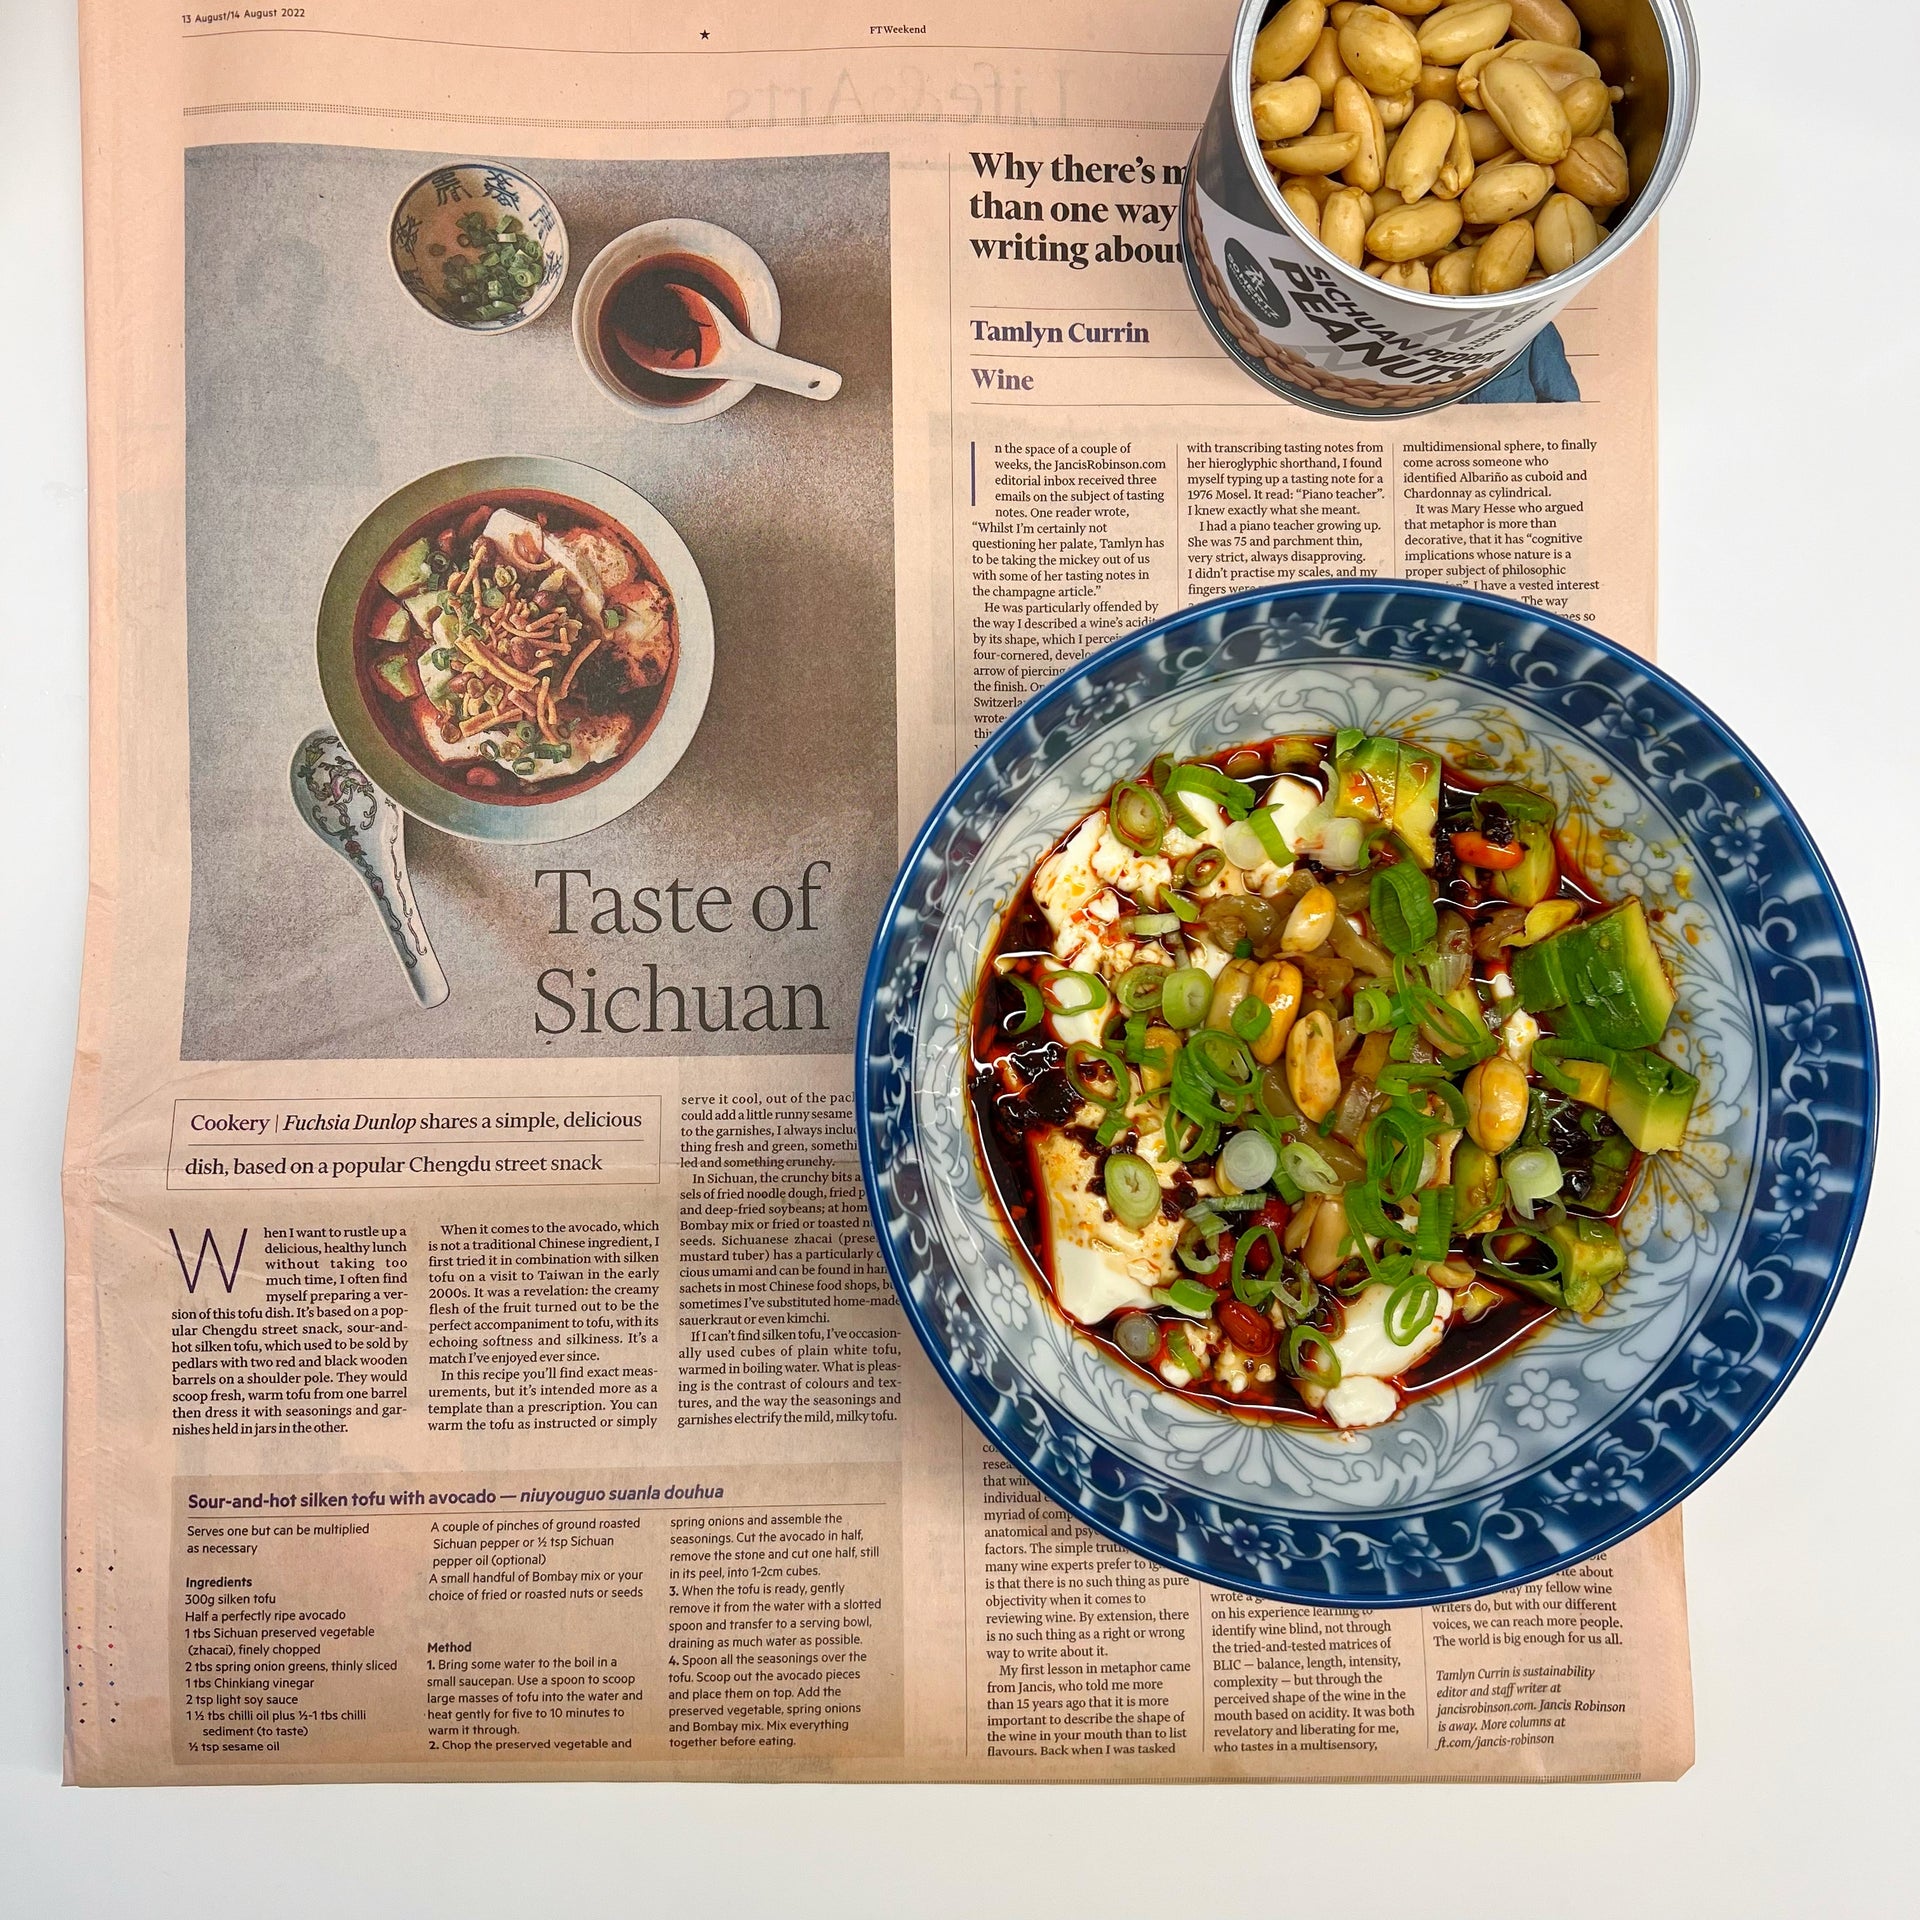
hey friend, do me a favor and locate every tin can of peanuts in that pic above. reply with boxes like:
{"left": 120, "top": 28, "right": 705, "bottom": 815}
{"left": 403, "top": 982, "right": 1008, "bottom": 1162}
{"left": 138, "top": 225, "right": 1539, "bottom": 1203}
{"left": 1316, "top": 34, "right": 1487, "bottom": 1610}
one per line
{"left": 1183, "top": 0, "right": 1699, "bottom": 417}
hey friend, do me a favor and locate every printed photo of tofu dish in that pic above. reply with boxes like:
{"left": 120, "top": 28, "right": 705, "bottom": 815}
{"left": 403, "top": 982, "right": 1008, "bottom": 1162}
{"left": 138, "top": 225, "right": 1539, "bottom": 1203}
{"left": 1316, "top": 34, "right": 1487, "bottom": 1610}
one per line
{"left": 354, "top": 490, "right": 678, "bottom": 803}
{"left": 969, "top": 730, "right": 1699, "bottom": 1431}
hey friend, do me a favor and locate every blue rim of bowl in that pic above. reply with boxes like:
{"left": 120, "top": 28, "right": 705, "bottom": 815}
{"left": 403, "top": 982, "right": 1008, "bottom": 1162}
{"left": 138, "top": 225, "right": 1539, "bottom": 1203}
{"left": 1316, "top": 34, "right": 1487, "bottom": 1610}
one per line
{"left": 856, "top": 580, "right": 1877, "bottom": 1606}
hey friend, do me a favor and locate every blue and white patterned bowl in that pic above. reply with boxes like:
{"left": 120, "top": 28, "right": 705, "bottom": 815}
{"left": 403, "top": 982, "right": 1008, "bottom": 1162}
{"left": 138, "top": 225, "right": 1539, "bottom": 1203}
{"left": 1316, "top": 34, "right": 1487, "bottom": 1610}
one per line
{"left": 388, "top": 162, "right": 568, "bottom": 332}
{"left": 857, "top": 583, "right": 1876, "bottom": 1605}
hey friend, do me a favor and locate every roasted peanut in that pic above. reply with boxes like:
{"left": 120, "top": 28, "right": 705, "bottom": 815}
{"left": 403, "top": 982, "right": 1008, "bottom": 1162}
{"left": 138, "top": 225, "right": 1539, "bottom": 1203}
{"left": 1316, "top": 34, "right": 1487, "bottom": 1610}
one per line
{"left": 1365, "top": 194, "right": 1463, "bottom": 261}
{"left": 1555, "top": 132, "right": 1629, "bottom": 206}
{"left": 1250, "top": 0, "right": 1642, "bottom": 297}
{"left": 1433, "top": 112, "right": 1476, "bottom": 197}
{"left": 1305, "top": 25, "right": 1349, "bottom": 105}
{"left": 1206, "top": 957, "right": 1259, "bottom": 1031}
{"left": 1333, "top": 75, "right": 1387, "bottom": 191}
{"left": 1558, "top": 74, "right": 1611, "bottom": 139}
{"left": 1507, "top": 0, "right": 1580, "bottom": 48}
{"left": 1533, "top": 189, "right": 1599, "bottom": 271}
{"left": 1252, "top": 0, "right": 1328, "bottom": 83}
{"left": 1417, "top": 2, "right": 1512, "bottom": 66}
{"left": 1287, "top": 1010, "right": 1343, "bottom": 1126}
{"left": 1463, "top": 1054, "right": 1529, "bottom": 1154}
{"left": 1282, "top": 883, "right": 1339, "bottom": 952}
{"left": 1460, "top": 158, "right": 1550, "bottom": 223}
{"left": 1264, "top": 129, "right": 1363, "bottom": 174}
{"left": 1384, "top": 97, "right": 1458, "bottom": 200}
{"left": 1249, "top": 959, "right": 1305, "bottom": 1065}
{"left": 1320, "top": 185, "right": 1372, "bottom": 264}
{"left": 1471, "top": 216, "right": 1535, "bottom": 291}
{"left": 1302, "top": 1188, "right": 1352, "bottom": 1278}
{"left": 1253, "top": 74, "right": 1324, "bottom": 141}
{"left": 1479, "top": 54, "right": 1571, "bottom": 163}
{"left": 1456, "top": 46, "right": 1502, "bottom": 107}
{"left": 1500, "top": 39, "right": 1601, "bottom": 92}
{"left": 1431, "top": 244, "right": 1479, "bottom": 293}
{"left": 1337, "top": 6, "right": 1423, "bottom": 95}
{"left": 1280, "top": 177, "right": 1325, "bottom": 237}
{"left": 1462, "top": 108, "right": 1508, "bottom": 161}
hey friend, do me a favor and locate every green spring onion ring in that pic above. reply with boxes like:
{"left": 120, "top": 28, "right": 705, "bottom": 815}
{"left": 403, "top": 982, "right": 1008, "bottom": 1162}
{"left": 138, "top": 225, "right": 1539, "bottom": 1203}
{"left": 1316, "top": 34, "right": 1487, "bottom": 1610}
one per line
{"left": 1153, "top": 1277, "right": 1220, "bottom": 1318}
{"left": 1042, "top": 967, "right": 1109, "bottom": 1017}
{"left": 1103, "top": 1153, "right": 1163, "bottom": 1230}
{"left": 1166, "top": 891, "right": 1200, "bottom": 925}
{"left": 1526, "top": 1037, "right": 1583, "bottom": 1098}
{"left": 1007, "top": 976, "right": 1046, "bottom": 1034}
{"left": 1469, "top": 1231, "right": 1567, "bottom": 1290}
{"left": 1160, "top": 967, "right": 1214, "bottom": 1030}
{"left": 1276, "top": 1140, "right": 1341, "bottom": 1196}
{"left": 1231, "top": 1223, "right": 1283, "bottom": 1296}
{"left": 1116, "top": 965, "right": 1167, "bottom": 1014}
{"left": 1369, "top": 861, "right": 1439, "bottom": 957}
{"left": 1269, "top": 1271, "right": 1318, "bottom": 1320}
{"left": 1186, "top": 1029, "right": 1255, "bottom": 1093}
{"left": 1286, "top": 1325, "right": 1342, "bottom": 1388}
{"left": 1248, "top": 805, "right": 1291, "bottom": 865}
{"left": 1163, "top": 1324, "right": 1200, "bottom": 1373}
{"left": 1110, "top": 779, "right": 1171, "bottom": 854}
{"left": 1120, "top": 911, "right": 1181, "bottom": 937}
{"left": 1383, "top": 1274, "right": 1440, "bottom": 1347}
{"left": 1353, "top": 985, "right": 1396, "bottom": 1033}
{"left": 1179, "top": 846, "right": 1227, "bottom": 890}
{"left": 1230, "top": 994, "right": 1272, "bottom": 1044}
{"left": 1064, "top": 1041, "right": 1131, "bottom": 1110}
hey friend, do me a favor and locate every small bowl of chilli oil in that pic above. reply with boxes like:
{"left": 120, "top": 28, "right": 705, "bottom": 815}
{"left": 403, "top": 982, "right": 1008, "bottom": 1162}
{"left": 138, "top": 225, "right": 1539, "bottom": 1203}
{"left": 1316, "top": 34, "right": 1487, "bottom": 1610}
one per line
{"left": 389, "top": 162, "right": 569, "bottom": 333}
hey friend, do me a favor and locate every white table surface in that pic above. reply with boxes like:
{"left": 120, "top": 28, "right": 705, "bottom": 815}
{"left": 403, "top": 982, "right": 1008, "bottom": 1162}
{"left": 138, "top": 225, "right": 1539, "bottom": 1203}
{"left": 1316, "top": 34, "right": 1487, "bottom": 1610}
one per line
{"left": 4, "top": 3, "right": 1914, "bottom": 1912}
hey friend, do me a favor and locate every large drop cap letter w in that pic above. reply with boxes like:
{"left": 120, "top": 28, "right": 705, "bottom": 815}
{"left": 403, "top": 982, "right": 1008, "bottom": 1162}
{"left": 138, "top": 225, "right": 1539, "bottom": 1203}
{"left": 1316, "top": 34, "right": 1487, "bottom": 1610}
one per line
{"left": 170, "top": 1227, "right": 247, "bottom": 1295}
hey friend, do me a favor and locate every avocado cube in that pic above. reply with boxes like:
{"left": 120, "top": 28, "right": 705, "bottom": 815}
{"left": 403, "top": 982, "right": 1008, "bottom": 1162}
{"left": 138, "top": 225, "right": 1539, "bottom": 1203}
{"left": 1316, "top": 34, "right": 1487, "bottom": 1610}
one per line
{"left": 1543, "top": 1215, "right": 1627, "bottom": 1314}
{"left": 1511, "top": 897, "right": 1674, "bottom": 1049}
{"left": 1603, "top": 1047, "right": 1698, "bottom": 1154}
{"left": 368, "top": 597, "right": 413, "bottom": 647}
{"left": 376, "top": 535, "right": 435, "bottom": 598}
{"left": 1564, "top": 1056, "right": 1612, "bottom": 1108}
{"left": 1332, "top": 735, "right": 1441, "bottom": 867}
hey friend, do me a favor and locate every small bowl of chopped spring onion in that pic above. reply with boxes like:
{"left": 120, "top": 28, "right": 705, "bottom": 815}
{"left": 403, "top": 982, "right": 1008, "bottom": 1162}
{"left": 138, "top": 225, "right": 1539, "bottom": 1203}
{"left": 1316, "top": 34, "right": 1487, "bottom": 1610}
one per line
{"left": 389, "top": 162, "right": 569, "bottom": 333}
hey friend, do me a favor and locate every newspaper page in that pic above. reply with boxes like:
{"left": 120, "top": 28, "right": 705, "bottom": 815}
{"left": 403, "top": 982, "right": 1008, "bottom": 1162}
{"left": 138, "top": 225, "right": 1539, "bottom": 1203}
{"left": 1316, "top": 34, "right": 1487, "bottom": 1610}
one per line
{"left": 63, "top": 0, "right": 1691, "bottom": 1784}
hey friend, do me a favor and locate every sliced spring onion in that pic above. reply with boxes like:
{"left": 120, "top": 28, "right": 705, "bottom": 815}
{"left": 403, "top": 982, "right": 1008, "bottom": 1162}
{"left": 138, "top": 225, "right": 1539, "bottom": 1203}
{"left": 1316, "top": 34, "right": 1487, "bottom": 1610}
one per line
{"left": 1503, "top": 1147, "right": 1564, "bottom": 1218}
{"left": 1179, "top": 846, "right": 1227, "bottom": 890}
{"left": 1115, "top": 965, "right": 1167, "bottom": 1014}
{"left": 1041, "top": 967, "right": 1109, "bottom": 1017}
{"left": 1231, "top": 1221, "right": 1283, "bottom": 1294}
{"left": 1185, "top": 1200, "right": 1231, "bottom": 1238}
{"left": 1176, "top": 1220, "right": 1224, "bottom": 1272}
{"left": 1112, "top": 1311, "right": 1162, "bottom": 1363}
{"left": 1186, "top": 1028, "right": 1255, "bottom": 1092}
{"left": 1219, "top": 1127, "right": 1279, "bottom": 1193}
{"left": 1353, "top": 985, "right": 1396, "bottom": 1033}
{"left": 1119, "top": 911, "right": 1181, "bottom": 937}
{"left": 1270, "top": 1271, "right": 1317, "bottom": 1320}
{"left": 1160, "top": 967, "right": 1214, "bottom": 1030}
{"left": 1163, "top": 1324, "right": 1201, "bottom": 1374}
{"left": 1103, "top": 1153, "right": 1162, "bottom": 1230}
{"left": 1230, "top": 994, "right": 1272, "bottom": 1045}
{"left": 1286, "top": 1325, "right": 1342, "bottom": 1387}
{"left": 1153, "top": 1278, "right": 1220, "bottom": 1319}
{"left": 1006, "top": 976, "right": 1045, "bottom": 1034}
{"left": 1110, "top": 779, "right": 1171, "bottom": 854}
{"left": 1064, "top": 1042, "right": 1131, "bottom": 1110}
{"left": 1369, "top": 861, "right": 1439, "bottom": 957}
{"left": 1277, "top": 1140, "right": 1342, "bottom": 1196}
{"left": 1411, "top": 1184, "right": 1457, "bottom": 1263}
{"left": 1384, "top": 1274, "right": 1440, "bottom": 1346}
{"left": 1248, "top": 805, "right": 1292, "bottom": 865}
{"left": 1166, "top": 891, "right": 1200, "bottom": 924}
{"left": 1221, "top": 819, "right": 1269, "bottom": 871}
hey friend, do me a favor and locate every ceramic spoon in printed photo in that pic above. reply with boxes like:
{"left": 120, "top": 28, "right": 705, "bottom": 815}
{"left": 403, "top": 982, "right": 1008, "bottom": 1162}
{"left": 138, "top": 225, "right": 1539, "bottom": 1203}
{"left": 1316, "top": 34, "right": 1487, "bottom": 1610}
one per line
{"left": 289, "top": 729, "right": 449, "bottom": 1007}
{"left": 616, "top": 281, "right": 842, "bottom": 400}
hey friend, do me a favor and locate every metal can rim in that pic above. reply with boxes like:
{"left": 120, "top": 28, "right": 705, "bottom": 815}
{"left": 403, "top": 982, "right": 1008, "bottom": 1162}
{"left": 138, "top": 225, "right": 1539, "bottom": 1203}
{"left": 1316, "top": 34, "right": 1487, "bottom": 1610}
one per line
{"left": 1229, "top": 0, "right": 1700, "bottom": 313}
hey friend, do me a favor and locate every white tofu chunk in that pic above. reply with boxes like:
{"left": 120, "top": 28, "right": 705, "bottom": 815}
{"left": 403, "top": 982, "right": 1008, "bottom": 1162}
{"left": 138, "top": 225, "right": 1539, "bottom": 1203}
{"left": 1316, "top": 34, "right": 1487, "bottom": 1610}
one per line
{"left": 1295, "top": 1280, "right": 1454, "bottom": 1430}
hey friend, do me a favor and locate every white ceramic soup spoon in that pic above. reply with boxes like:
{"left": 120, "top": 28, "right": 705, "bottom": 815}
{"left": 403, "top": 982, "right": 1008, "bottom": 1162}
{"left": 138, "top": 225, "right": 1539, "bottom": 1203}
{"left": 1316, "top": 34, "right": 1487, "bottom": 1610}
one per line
{"left": 289, "top": 729, "right": 449, "bottom": 1008}
{"left": 615, "top": 281, "right": 842, "bottom": 401}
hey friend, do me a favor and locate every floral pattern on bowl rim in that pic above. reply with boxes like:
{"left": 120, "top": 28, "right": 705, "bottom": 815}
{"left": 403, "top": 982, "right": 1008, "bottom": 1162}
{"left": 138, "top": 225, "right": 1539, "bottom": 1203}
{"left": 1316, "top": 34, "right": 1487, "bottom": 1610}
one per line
{"left": 857, "top": 582, "right": 1876, "bottom": 1605}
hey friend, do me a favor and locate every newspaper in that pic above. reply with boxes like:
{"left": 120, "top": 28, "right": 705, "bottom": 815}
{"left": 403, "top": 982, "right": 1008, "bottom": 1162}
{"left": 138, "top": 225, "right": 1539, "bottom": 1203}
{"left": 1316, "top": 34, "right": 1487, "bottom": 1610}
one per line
{"left": 63, "top": 0, "right": 1690, "bottom": 1784}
